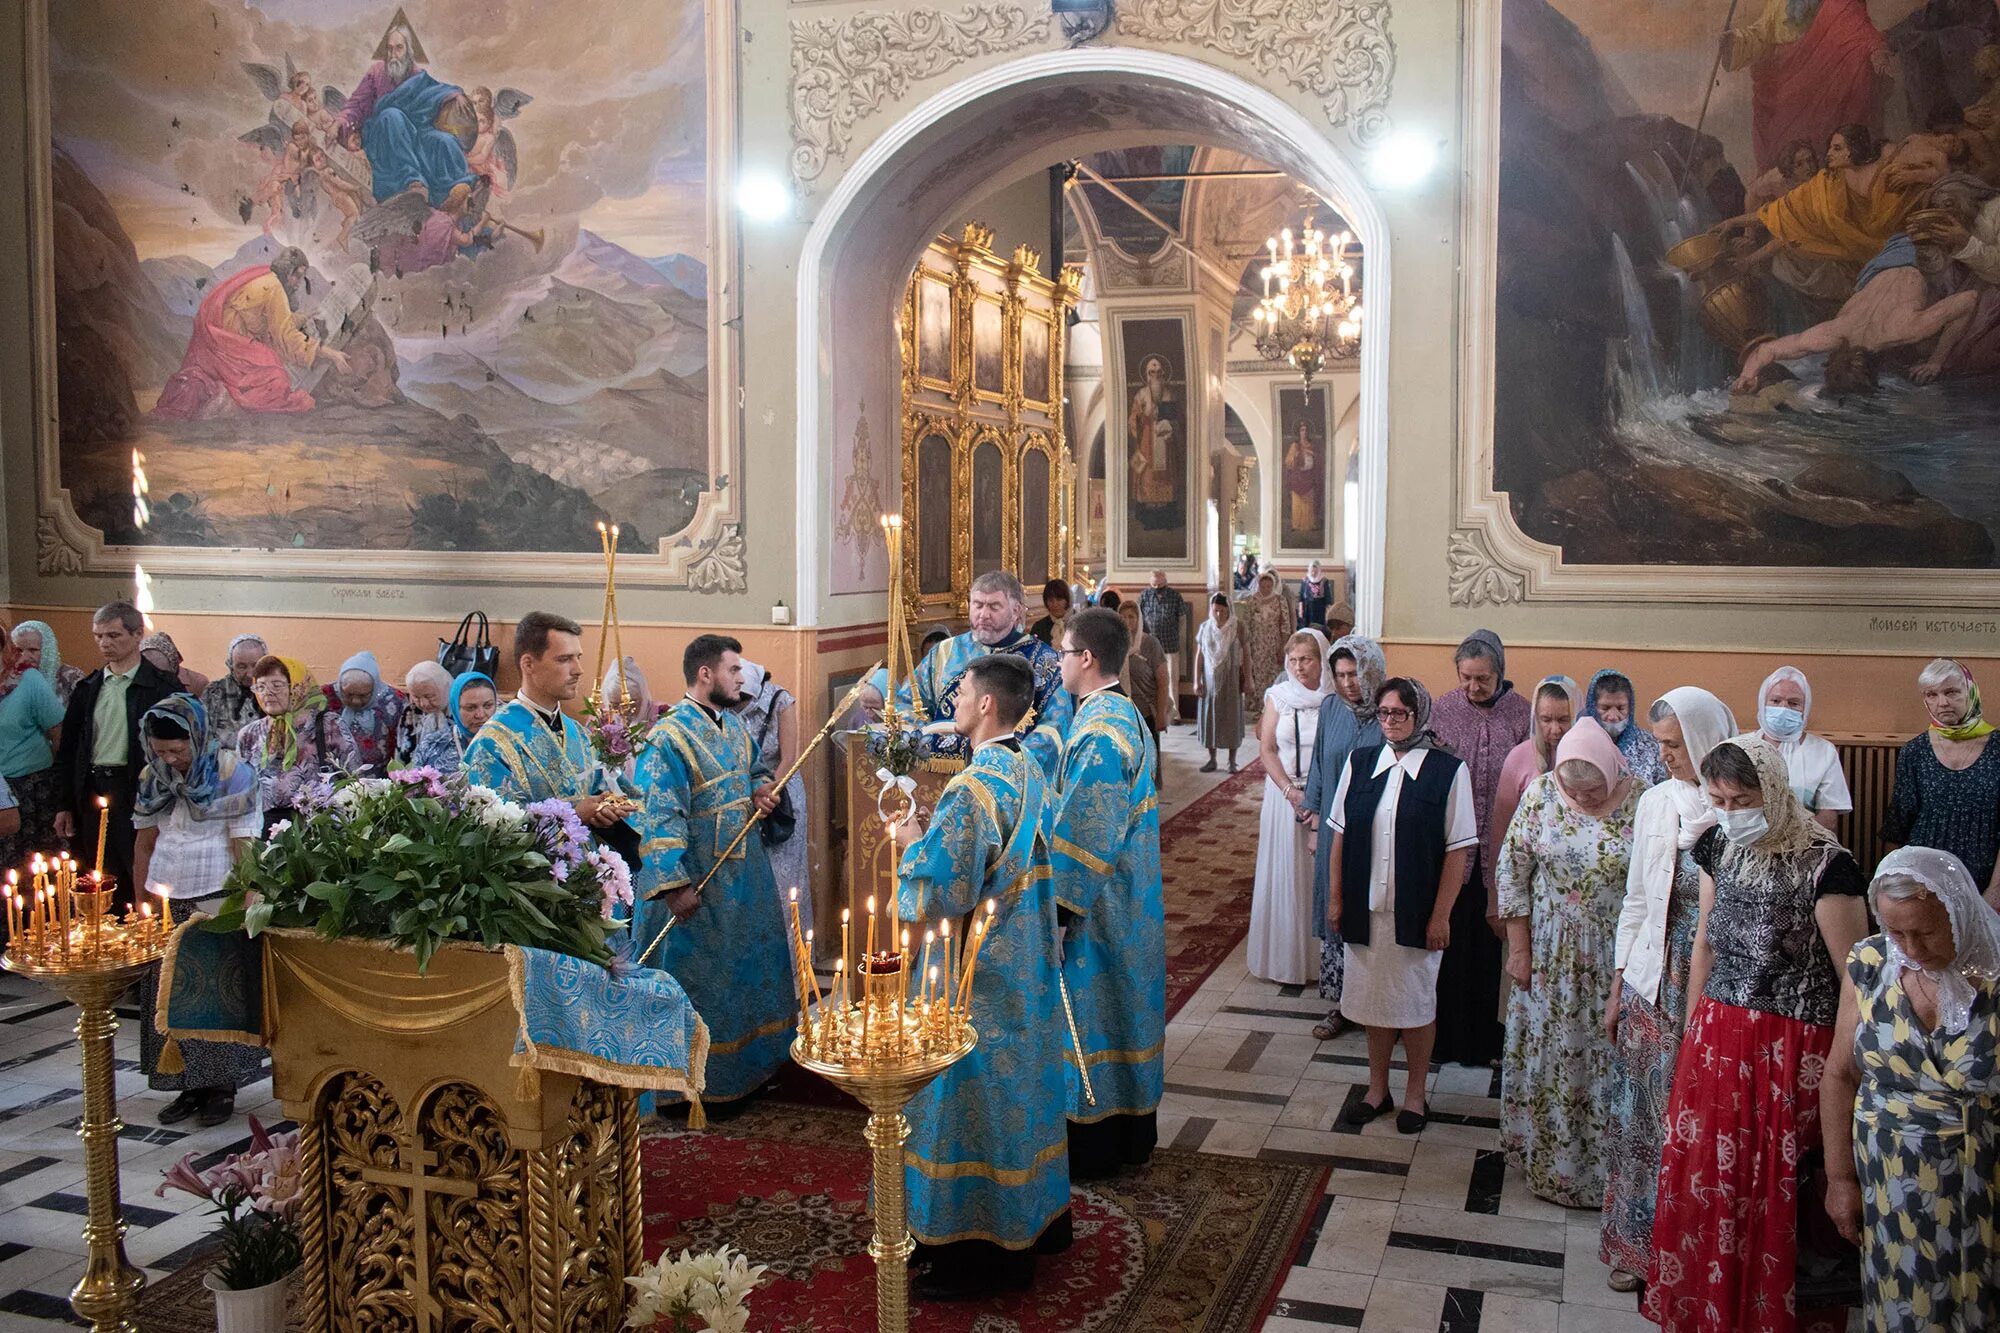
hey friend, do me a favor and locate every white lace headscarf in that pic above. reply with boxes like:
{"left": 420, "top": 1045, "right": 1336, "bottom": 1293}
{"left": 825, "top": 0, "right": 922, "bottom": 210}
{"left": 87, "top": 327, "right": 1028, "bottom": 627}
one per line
{"left": 1868, "top": 846, "right": 2000, "bottom": 1035}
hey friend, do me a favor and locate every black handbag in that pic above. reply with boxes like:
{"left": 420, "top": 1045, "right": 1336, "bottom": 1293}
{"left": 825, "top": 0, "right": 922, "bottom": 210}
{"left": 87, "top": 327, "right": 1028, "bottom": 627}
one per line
{"left": 439, "top": 612, "right": 499, "bottom": 680}
{"left": 760, "top": 785, "right": 797, "bottom": 846}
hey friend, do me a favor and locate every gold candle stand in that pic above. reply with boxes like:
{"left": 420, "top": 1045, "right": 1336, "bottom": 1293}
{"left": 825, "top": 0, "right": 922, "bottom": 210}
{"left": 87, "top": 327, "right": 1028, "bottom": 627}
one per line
{"left": 2, "top": 947, "right": 162, "bottom": 1332}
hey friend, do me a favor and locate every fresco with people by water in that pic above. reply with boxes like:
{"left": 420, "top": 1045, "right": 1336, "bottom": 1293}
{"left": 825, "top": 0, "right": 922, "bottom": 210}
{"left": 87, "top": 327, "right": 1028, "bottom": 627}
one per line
{"left": 1496, "top": 0, "right": 2000, "bottom": 567}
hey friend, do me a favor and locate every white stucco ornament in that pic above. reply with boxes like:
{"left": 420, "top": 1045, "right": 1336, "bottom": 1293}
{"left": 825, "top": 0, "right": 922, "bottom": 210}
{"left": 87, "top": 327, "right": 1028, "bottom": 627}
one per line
{"left": 790, "top": 5, "right": 1053, "bottom": 186}
{"left": 1448, "top": 527, "right": 1526, "bottom": 608}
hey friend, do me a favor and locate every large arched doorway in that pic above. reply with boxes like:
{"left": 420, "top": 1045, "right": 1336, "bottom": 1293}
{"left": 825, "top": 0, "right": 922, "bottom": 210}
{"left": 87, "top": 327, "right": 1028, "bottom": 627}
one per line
{"left": 797, "top": 49, "right": 1390, "bottom": 632}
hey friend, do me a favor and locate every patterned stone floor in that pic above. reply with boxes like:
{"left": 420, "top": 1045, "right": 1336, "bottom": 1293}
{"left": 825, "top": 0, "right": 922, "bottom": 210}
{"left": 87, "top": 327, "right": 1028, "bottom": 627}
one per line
{"left": 0, "top": 721, "right": 1665, "bottom": 1329}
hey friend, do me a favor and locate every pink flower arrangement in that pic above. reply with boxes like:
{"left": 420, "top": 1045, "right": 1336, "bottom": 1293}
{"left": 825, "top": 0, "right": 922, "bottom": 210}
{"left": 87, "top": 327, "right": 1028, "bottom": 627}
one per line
{"left": 157, "top": 1115, "right": 304, "bottom": 1290}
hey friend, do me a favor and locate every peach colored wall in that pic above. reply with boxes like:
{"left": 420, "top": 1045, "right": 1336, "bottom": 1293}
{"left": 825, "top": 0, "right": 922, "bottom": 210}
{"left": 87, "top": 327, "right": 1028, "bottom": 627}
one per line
{"left": 1379, "top": 640, "right": 1998, "bottom": 741}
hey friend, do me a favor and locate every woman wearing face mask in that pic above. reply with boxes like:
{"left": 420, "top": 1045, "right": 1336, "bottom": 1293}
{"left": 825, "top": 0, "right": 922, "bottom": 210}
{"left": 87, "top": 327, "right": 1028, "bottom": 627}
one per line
{"left": 1300, "top": 635, "right": 1386, "bottom": 1040}
{"left": 1754, "top": 666, "right": 1851, "bottom": 833}
{"left": 1882, "top": 658, "right": 2000, "bottom": 911}
{"left": 1486, "top": 676, "right": 1584, "bottom": 924}
{"left": 1495, "top": 718, "right": 1642, "bottom": 1209}
{"left": 1644, "top": 738, "right": 1869, "bottom": 1333}
{"left": 1599, "top": 688, "right": 1737, "bottom": 1293}
{"left": 1819, "top": 847, "right": 2000, "bottom": 1333}
{"left": 1584, "top": 668, "right": 1668, "bottom": 786}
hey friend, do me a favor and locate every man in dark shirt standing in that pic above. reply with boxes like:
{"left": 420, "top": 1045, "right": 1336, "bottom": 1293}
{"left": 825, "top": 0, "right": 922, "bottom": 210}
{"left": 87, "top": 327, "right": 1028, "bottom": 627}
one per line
{"left": 53, "top": 603, "right": 180, "bottom": 907}
{"left": 1138, "top": 570, "right": 1188, "bottom": 725}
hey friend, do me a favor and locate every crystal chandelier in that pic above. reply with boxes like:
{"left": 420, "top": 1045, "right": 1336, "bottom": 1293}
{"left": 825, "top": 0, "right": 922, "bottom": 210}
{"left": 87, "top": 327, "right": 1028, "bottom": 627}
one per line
{"left": 1251, "top": 215, "right": 1362, "bottom": 387}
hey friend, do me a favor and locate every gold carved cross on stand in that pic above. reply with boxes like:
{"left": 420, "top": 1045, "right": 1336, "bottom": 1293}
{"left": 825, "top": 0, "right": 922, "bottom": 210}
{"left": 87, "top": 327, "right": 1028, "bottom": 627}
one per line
{"left": 358, "top": 1140, "right": 479, "bottom": 1329}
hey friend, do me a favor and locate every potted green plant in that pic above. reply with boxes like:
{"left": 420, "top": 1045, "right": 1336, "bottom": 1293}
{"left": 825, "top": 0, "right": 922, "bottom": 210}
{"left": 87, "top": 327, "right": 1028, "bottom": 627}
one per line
{"left": 156, "top": 1116, "right": 302, "bottom": 1333}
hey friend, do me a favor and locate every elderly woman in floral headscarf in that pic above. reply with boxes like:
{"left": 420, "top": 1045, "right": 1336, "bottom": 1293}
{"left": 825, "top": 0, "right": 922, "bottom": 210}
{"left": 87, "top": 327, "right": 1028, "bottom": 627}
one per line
{"left": 1822, "top": 846, "right": 2000, "bottom": 1333}
{"left": 131, "top": 694, "right": 263, "bottom": 1127}
{"left": 141, "top": 632, "right": 209, "bottom": 697}
{"left": 328, "top": 650, "right": 404, "bottom": 777}
{"left": 1324, "top": 676, "right": 1479, "bottom": 1135}
{"left": 1644, "top": 736, "right": 1869, "bottom": 1333}
{"left": 1584, "top": 668, "right": 1667, "bottom": 786}
{"left": 10, "top": 620, "right": 85, "bottom": 705}
{"left": 238, "top": 655, "right": 356, "bottom": 831}
{"left": 1301, "top": 633, "right": 1386, "bottom": 1038}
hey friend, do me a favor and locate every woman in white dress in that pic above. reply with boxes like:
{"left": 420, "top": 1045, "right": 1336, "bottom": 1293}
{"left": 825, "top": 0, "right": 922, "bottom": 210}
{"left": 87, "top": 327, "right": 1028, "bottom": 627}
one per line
{"left": 1325, "top": 676, "right": 1479, "bottom": 1135}
{"left": 1250, "top": 630, "right": 1334, "bottom": 983}
{"left": 1193, "top": 593, "right": 1250, "bottom": 772}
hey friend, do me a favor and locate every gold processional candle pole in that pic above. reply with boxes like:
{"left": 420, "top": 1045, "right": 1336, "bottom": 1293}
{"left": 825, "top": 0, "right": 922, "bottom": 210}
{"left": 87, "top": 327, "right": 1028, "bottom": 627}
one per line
{"left": 2, "top": 857, "right": 175, "bottom": 1332}
{"left": 634, "top": 665, "right": 885, "bottom": 965}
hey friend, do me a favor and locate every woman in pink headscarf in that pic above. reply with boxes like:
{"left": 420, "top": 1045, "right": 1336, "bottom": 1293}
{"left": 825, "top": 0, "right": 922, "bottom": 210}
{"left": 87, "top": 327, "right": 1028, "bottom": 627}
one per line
{"left": 1494, "top": 718, "right": 1643, "bottom": 1209}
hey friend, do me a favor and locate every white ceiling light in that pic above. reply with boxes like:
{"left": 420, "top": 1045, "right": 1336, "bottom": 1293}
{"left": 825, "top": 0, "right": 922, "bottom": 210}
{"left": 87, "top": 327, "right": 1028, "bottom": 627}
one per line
{"left": 1368, "top": 132, "right": 1437, "bottom": 189}
{"left": 737, "top": 170, "right": 793, "bottom": 222}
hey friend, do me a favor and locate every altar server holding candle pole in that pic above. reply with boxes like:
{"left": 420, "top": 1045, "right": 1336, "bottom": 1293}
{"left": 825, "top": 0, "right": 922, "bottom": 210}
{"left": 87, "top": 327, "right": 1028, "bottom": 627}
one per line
{"left": 632, "top": 634, "right": 793, "bottom": 1116}
{"left": 891, "top": 653, "right": 1070, "bottom": 1300}
{"left": 1048, "top": 609, "right": 1166, "bottom": 1178}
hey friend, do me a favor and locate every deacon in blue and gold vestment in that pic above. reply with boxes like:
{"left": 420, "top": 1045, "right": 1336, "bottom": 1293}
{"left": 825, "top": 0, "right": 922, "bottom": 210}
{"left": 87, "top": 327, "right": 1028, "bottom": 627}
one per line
{"left": 461, "top": 612, "right": 621, "bottom": 807}
{"left": 1048, "top": 609, "right": 1166, "bottom": 1178}
{"left": 865, "top": 569, "right": 1071, "bottom": 778}
{"left": 893, "top": 654, "right": 1071, "bottom": 1300}
{"left": 632, "top": 634, "right": 794, "bottom": 1108}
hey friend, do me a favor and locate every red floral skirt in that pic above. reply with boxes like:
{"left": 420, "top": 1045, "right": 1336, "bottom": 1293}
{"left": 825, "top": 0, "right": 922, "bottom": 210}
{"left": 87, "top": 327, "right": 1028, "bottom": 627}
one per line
{"left": 1643, "top": 997, "right": 1845, "bottom": 1333}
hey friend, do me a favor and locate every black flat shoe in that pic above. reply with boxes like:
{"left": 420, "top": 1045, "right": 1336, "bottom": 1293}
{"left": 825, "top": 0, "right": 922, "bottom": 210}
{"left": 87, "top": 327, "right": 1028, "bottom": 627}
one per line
{"left": 158, "top": 1091, "right": 203, "bottom": 1126}
{"left": 196, "top": 1090, "right": 235, "bottom": 1128}
{"left": 1199, "top": 759, "right": 1218, "bottom": 773}
{"left": 1396, "top": 1107, "right": 1428, "bottom": 1135}
{"left": 1343, "top": 1094, "right": 1393, "bottom": 1126}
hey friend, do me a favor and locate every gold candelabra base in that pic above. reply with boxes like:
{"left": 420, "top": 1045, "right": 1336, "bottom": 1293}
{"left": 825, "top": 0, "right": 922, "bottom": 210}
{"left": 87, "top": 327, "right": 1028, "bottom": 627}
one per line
{"left": 3, "top": 950, "right": 161, "bottom": 1333}
{"left": 790, "top": 1027, "right": 974, "bottom": 1333}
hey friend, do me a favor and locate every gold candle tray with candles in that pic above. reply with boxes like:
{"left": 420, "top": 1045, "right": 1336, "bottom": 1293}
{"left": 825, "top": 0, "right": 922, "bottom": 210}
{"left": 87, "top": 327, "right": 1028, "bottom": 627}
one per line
{"left": 783, "top": 887, "right": 993, "bottom": 1333}
{"left": 0, "top": 848, "right": 177, "bottom": 1333}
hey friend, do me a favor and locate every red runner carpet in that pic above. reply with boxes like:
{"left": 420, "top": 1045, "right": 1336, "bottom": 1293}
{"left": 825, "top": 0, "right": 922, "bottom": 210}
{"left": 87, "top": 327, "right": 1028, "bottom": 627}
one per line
{"left": 641, "top": 1102, "right": 1325, "bottom": 1332}
{"left": 1158, "top": 759, "right": 1266, "bottom": 1020}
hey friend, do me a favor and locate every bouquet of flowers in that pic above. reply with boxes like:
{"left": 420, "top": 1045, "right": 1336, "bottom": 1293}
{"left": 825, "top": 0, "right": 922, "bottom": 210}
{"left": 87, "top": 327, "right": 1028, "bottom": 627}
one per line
{"left": 156, "top": 1115, "right": 304, "bottom": 1291}
{"left": 216, "top": 768, "right": 635, "bottom": 971}
{"left": 582, "top": 690, "right": 655, "bottom": 771}
{"left": 625, "top": 1245, "right": 767, "bottom": 1333}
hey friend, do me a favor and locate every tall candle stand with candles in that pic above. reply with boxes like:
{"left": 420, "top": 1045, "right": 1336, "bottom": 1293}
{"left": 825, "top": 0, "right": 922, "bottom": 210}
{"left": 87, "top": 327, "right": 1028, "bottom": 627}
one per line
{"left": 789, "top": 884, "right": 998, "bottom": 1333}
{"left": 2, "top": 861, "right": 175, "bottom": 1333}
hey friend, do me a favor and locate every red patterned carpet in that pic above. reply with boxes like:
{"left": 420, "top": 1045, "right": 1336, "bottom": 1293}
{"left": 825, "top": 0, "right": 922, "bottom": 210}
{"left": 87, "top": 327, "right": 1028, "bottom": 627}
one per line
{"left": 641, "top": 1102, "right": 1325, "bottom": 1332}
{"left": 1159, "top": 759, "right": 1267, "bottom": 1019}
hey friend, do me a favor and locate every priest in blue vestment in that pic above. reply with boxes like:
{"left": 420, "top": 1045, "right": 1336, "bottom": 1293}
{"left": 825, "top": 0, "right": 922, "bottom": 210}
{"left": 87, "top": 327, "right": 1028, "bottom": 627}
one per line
{"left": 864, "top": 570, "right": 1071, "bottom": 777}
{"left": 893, "top": 654, "right": 1071, "bottom": 1300}
{"left": 1047, "top": 609, "right": 1166, "bottom": 1178}
{"left": 461, "top": 612, "right": 625, "bottom": 817}
{"left": 633, "top": 634, "right": 794, "bottom": 1111}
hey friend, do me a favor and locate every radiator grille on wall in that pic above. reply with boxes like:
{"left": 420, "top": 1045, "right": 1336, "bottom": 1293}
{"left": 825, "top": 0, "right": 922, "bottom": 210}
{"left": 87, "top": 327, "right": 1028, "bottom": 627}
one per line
{"left": 1831, "top": 736, "right": 1903, "bottom": 875}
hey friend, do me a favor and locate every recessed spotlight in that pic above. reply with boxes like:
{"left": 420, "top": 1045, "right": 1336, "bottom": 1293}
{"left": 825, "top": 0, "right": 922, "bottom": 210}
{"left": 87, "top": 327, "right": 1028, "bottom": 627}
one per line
{"left": 1369, "top": 132, "right": 1438, "bottom": 189}
{"left": 737, "top": 170, "right": 793, "bottom": 221}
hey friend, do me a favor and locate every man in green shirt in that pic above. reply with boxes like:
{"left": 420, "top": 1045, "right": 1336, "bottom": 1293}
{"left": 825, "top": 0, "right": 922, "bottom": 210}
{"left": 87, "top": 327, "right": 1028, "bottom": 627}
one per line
{"left": 53, "top": 602, "right": 179, "bottom": 908}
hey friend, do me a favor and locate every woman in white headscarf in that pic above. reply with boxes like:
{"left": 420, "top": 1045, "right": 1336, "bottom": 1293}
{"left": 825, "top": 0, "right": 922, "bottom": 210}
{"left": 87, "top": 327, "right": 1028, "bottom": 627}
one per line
{"left": 1597, "top": 687, "right": 1737, "bottom": 1290}
{"left": 1644, "top": 736, "right": 1869, "bottom": 1333}
{"left": 1821, "top": 847, "right": 2000, "bottom": 1333}
{"left": 1249, "top": 630, "right": 1334, "bottom": 984}
{"left": 1754, "top": 665, "right": 1852, "bottom": 832}
{"left": 732, "top": 658, "right": 809, "bottom": 937}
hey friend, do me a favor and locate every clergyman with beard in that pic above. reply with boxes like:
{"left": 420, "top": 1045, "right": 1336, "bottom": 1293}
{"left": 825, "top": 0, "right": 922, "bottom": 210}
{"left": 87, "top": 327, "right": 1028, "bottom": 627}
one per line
{"left": 154, "top": 246, "right": 351, "bottom": 418}
{"left": 632, "top": 634, "right": 795, "bottom": 1116}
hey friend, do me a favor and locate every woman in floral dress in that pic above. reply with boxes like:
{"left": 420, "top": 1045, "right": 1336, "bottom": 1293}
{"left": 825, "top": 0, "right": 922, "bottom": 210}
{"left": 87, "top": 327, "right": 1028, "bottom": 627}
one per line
{"left": 1821, "top": 846, "right": 2000, "bottom": 1333}
{"left": 1238, "top": 571, "right": 1290, "bottom": 723}
{"left": 1598, "top": 687, "right": 1737, "bottom": 1290}
{"left": 1495, "top": 718, "right": 1643, "bottom": 1207}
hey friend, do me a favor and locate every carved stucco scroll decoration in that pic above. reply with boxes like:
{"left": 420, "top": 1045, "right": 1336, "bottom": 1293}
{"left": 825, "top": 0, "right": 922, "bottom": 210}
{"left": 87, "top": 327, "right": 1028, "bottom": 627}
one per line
{"left": 36, "top": 514, "right": 84, "bottom": 578}
{"left": 686, "top": 522, "right": 750, "bottom": 594}
{"left": 1448, "top": 527, "right": 1526, "bottom": 607}
{"left": 1114, "top": 0, "right": 1396, "bottom": 143}
{"left": 791, "top": 5, "right": 1053, "bottom": 187}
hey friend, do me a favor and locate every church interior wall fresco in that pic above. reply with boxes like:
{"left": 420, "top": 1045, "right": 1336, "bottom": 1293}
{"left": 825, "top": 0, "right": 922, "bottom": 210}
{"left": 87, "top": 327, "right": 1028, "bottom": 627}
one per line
{"left": 0, "top": 0, "right": 1992, "bottom": 661}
